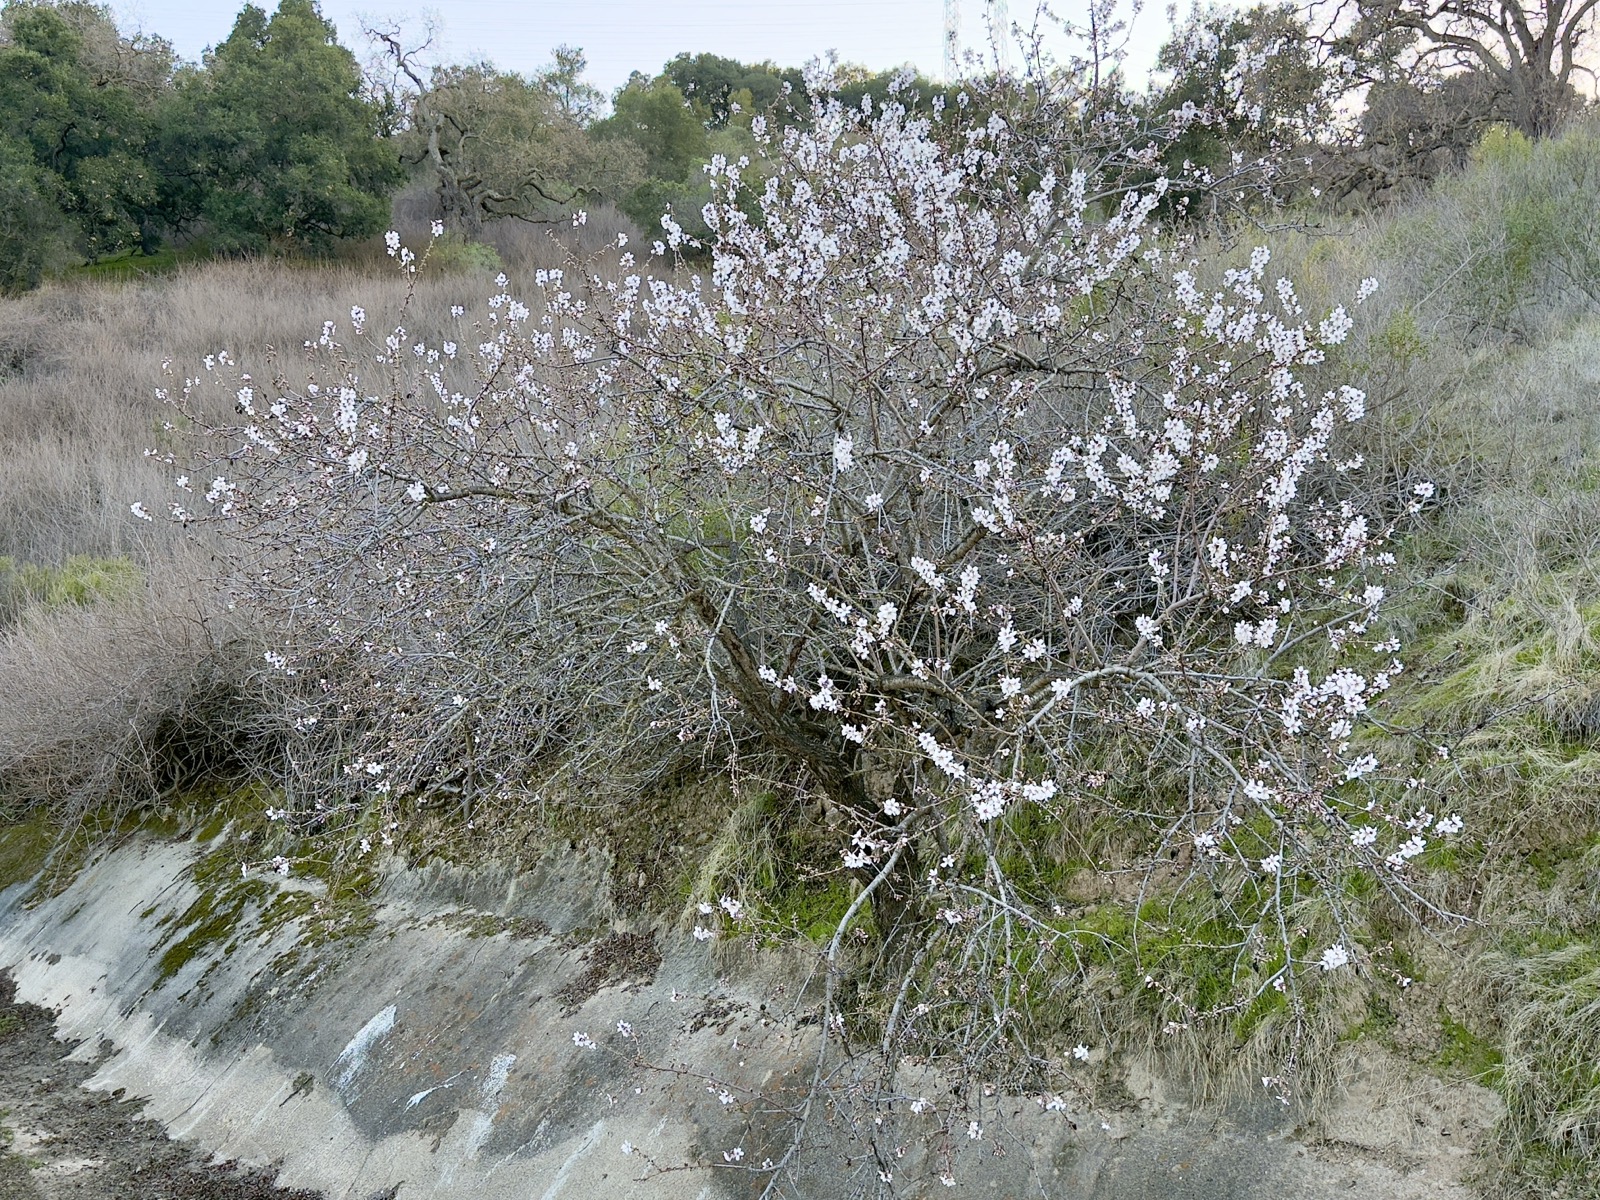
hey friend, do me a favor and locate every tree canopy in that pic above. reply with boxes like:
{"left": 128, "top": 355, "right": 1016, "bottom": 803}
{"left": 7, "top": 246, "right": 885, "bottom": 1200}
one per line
{"left": 373, "top": 35, "right": 643, "bottom": 232}
{"left": 664, "top": 51, "right": 804, "bottom": 127}
{"left": 1335, "top": 0, "right": 1597, "bottom": 136}
{"left": 0, "top": 2, "right": 170, "bottom": 259}
{"left": 168, "top": 0, "right": 399, "bottom": 250}
{"left": 1, "top": 0, "right": 1594, "bottom": 296}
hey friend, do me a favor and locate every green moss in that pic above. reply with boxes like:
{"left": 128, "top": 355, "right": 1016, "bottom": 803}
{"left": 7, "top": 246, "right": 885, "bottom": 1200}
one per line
{"left": 995, "top": 802, "right": 1094, "bottom": 895}
{"left": 257, "top": 889, "right": 319, "bottom": 936}
{"left": 433, "top": 911, "right": 551, "bottom": 940}
{"left": 194, "top": 810, "right": 234, "bottom": 844}
{"left": 154, "top": 883, "right": 268, "bottom": 982}
{"left": 0, "top": 820, "right": 54, "bottom": 891}
{"left": 133, "top": 780, "right": 383, "bottom": 988}
{"left": 9, "top": 807, "right": 144, "bottom": 902}
{"left": 131, "top": 806, "right": 185, "bottom": 841}
{"left": 1070, "top": 898, "right": 1232, "bottom": 1008}
{"left": 770, "top": 877, "right": 856, "bottom": 943}
{"left": 183, "top": 780, "right": 280, "bottom": 844}
{"left": 1437, "top": 1009, "right": 1504, "bottom": 1083}
{"left": 0, "top": 782, "right": 386, "bottom": 1002}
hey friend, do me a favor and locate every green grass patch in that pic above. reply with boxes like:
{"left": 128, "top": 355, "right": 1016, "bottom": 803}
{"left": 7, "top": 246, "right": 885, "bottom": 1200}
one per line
{"left": 1437, "top": 1008, "right": 1504, "bottom": 1084}
{"left": 0, "top": 555, "right": 140, "bottom": 624}
{"left": 67, "top": 246, "right": 186, "bottom": 281}
{"left": 424, "top": 235, "right": 502, "bottom": 274}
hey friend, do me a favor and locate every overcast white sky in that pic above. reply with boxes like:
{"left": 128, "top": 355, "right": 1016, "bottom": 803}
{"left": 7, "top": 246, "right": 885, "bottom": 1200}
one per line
{"left": 109, "top": 0, "right": 1181, "bottom": 96}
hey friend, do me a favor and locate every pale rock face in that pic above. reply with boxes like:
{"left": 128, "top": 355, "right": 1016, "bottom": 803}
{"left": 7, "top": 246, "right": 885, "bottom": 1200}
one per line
{"left": 0, "top": 835, "right": 1496, "bottom": 1200}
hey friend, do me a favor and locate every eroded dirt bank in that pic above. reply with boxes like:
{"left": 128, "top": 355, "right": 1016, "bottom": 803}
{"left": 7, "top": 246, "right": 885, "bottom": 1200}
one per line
{"left": 0, "top": 833, "right": 1501, "bottom": 1199}
{"left": 0, "top": 973, "right": 325, "bottom": 1200}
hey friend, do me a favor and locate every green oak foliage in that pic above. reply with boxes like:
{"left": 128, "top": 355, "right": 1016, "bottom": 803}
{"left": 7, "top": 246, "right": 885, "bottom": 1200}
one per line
{"left": 595, "top": 74, "right": 715, "bottom": 235}
{"left": 1141, "top": 3, "right": 1331, "bottom": 217}
{"left": 599, "top": 73, "right": 710, "bottom": 183}
{"left": 663, "top": 53, "right": 951, "bottom": 130}
{"left": 395, "top": 57, "right": 642, "bottom": 230}
{"left": 1159, "top": 4, "right": 1327, "bottom": 144}
{"left": 0, "top": 2, "right": 170, "bottom": 267}
{"left": 538, "top": 44, "right": 605, "bottom": 125}
{"left": 0, "top": 133, "right": 75, "bottom": 292}
{"left": 169, "top": 0, "right": 400, "bottom": 251}
{"left": 831, "top": 63, "right": 954, "bottom": 117}
{"left": 664, "top": 52, "right": 805, "bottom": 128}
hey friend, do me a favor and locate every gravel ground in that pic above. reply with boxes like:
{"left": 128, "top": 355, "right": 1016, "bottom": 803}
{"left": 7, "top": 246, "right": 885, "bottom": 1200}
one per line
{"left": 0, "top": 973, "right": 329, "bottom": 1200}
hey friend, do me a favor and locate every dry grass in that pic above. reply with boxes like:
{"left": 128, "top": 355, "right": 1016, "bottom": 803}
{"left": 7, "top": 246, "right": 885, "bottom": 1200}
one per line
{"left": 0, "top": 235, "right": 644, "bottom": 565}
{"left": 0, "top": 256, "right": 519, "bottom": 821}
{"left": 1, "top": 262, "right": 391, "bottom": 563}
{"left": 0, "top": 558, "right": 256, "bottom": 821}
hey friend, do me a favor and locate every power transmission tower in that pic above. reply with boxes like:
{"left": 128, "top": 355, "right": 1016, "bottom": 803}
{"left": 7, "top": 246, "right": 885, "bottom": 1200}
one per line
{"left": 944, "top": 0, "right": 960, "bottom": 81}
{"left": 991, "top": 0, "right": 1010, "bottom": 76}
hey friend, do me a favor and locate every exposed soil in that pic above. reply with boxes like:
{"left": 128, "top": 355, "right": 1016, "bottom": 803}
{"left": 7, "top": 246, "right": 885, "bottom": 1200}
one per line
{"left": 554, "top": 931, "right": 662, "bottom": 1014}
{"left": 0, "top": 973, "right": 326, "bottom": 1200}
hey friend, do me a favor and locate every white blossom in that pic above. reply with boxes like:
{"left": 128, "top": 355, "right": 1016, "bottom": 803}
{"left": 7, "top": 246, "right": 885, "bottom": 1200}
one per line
{"left": 832, "top": 434, "right": 855, "bottom": 471}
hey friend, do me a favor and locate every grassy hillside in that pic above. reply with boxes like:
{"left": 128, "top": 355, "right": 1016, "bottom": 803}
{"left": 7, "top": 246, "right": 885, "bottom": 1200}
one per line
{"left": 3, "top": 118, "right": 1600, "bottom": 1195}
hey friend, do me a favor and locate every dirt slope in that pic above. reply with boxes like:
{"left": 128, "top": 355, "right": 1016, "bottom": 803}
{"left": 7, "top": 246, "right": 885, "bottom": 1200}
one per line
{"left": 0, "top": 973, "right": 327, "bottom": 1200}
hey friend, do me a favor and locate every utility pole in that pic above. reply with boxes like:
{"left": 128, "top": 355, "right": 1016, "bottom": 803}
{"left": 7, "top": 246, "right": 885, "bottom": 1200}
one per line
{"left": 944, "top": 0, "right": 960, "bottom": 82}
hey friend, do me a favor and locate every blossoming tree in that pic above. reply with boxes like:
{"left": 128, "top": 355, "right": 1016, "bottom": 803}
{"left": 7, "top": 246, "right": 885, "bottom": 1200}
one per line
{"left": 152, "top": 66, "right": 1458, "bottom": 1192}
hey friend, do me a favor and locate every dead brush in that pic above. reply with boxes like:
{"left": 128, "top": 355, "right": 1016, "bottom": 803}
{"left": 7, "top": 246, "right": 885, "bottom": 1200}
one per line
{"left": 0, "top": 561, "right": 258, "bottom": 824}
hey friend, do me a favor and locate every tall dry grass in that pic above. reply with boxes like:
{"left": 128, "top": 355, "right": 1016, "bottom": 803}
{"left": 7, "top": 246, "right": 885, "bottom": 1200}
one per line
{"left": 0, "top": 253, "right": 532, "bottom": 820}
{"left": 0, "top": 258, "right": 512, "bottom": 564}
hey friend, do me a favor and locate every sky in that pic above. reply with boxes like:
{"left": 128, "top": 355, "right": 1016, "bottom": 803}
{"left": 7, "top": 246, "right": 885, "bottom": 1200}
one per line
{"left": 109, "top": 0, "right": 1182, "bottom": 97}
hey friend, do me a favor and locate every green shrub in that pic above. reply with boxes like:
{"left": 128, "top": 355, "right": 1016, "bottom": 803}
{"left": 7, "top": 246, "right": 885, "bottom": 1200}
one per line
{"left": 1381, "top": 118, "right": 1600, "bottom": 343}
{"left": 425, "top": 234, "right": 502, "bottom": 274}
